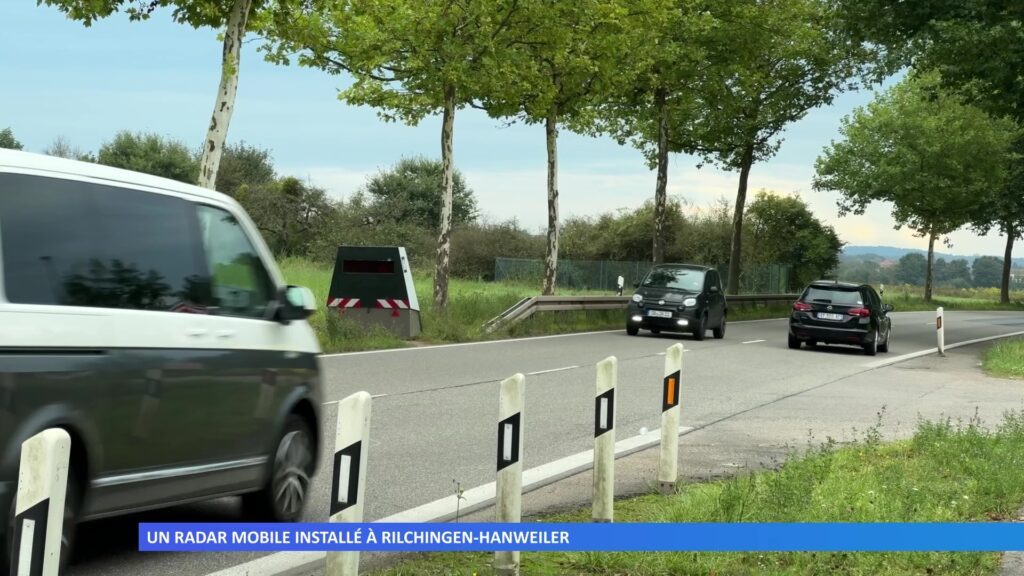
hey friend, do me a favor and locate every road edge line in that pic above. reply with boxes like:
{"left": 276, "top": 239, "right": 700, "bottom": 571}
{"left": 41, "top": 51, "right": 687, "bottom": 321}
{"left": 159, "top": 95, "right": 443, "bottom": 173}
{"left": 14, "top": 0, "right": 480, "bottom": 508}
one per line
{"left": 202, "top": 426, "right": 694, "bottom": 576}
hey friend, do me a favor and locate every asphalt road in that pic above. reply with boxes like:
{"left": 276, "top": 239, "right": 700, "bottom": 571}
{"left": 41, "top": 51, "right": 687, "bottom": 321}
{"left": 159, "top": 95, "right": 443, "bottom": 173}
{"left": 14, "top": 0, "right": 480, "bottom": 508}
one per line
{"left": 66, "top": 309, "right": 1024, "bottom": 576}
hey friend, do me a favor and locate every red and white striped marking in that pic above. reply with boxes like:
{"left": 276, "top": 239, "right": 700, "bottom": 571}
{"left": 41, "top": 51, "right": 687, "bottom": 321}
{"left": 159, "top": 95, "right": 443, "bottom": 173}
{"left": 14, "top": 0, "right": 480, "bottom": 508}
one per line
{"left": 327, "top": 298, "right": 362, "bottom": 309}
{"left": 376, "top": 299, "right": 409, "bottom": 317}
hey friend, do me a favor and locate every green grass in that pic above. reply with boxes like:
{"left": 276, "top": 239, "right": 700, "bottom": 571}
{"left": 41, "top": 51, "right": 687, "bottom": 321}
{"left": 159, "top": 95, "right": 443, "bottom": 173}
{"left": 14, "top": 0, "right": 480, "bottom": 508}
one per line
{"left": 984, "top": 339, "right": 1024, "bottom": 379}
{"left": 371, "top": 413, "right": 1024, "bottom": 576}
{"left": 280, "top": 258, "right": 1024, "bottom": 353}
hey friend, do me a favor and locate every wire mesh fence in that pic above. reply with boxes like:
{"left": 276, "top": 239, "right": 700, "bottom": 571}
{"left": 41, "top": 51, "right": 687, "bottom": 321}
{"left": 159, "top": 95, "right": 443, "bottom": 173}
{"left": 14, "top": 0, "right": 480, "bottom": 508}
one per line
{"left": 494, "top": 257, "right": 792, "bottom": 294}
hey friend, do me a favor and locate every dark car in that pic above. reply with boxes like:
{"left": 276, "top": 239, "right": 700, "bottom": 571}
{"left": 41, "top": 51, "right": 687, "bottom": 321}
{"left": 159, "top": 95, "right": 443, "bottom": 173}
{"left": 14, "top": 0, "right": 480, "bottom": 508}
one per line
{"left": 788, "top": 280, "right": 893, "bottom": 355}
{"left": 626, "top": 264, "right": 727, "bottom": 340}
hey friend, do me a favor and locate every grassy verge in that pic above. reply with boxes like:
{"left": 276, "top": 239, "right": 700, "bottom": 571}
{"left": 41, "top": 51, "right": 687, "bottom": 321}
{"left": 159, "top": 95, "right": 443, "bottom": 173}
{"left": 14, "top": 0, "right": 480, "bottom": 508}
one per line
{"left": 372, "top": 413, "right": 1024, "bottom": 576}
{"left": 984, "top": 339, "right": 1024, "bottom": 379}
{"left": 281, "top": 258, "right": 1024, "bottom": 353}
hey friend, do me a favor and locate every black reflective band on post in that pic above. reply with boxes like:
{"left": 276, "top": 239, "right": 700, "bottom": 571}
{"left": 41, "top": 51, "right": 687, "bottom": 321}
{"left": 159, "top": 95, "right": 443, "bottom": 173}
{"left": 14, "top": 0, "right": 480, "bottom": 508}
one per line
{"left": 329, "top": 441, "right": 362, "bottom": 516}
{"left": 11, "top": 499, "right": 48, "bottom": 576}
{"left": 662, "top": 370, "right": 681, "bottom": 412}
{"left": 496, "top": 412, "right": 521, "bottom": 471}
{"left": 594, "top": 388, "right": 615, "bottom": 437}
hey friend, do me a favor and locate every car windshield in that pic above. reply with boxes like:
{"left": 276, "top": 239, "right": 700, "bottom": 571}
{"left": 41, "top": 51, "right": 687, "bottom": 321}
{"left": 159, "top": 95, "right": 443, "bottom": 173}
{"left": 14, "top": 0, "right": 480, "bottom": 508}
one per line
{"left": 805, "top": 287, "right": 863, "bottom": 306}
{"left": 642, "top": 267, "right": 705, "bottom": 292}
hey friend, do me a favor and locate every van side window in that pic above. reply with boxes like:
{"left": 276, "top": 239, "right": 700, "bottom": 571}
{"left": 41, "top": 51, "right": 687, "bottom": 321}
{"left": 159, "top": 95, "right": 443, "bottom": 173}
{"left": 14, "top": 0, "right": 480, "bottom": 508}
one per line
{"left": 196, "top": 205, "right": 274, "bottom": 319}
{"left": 0, "top": 173, "right": 208, "bottom": 312}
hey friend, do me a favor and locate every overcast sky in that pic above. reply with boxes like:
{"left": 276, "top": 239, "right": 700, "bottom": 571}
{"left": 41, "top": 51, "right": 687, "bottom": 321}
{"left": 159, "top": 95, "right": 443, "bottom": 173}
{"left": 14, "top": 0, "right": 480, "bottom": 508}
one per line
{"left": 1, "top": 2, "right": 1013, "bottom": 257}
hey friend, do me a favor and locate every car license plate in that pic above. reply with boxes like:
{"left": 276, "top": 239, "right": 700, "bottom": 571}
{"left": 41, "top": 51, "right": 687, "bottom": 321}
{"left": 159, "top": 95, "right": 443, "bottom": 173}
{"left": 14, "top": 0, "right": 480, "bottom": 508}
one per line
{"left": 647, "top": 310, "right": 672, "bottom": 319}
{"left": 817, "top": 312, "right": 844, "bottom": 321}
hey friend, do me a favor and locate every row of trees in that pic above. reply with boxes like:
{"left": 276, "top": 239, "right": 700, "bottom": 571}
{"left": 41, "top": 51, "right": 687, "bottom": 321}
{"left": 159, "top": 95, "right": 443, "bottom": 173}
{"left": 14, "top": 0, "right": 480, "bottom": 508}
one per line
{"left": 2, "top": 125, "right": 841, "bottom": 289}
{"left": 814, "top": 2, "right": 1024, "bottom": 304}
{"left": 34, "top": 0, "right": 884, "bottom": 310}
{"left": 839, "top": 253, "right": 1014, "bottom": 290}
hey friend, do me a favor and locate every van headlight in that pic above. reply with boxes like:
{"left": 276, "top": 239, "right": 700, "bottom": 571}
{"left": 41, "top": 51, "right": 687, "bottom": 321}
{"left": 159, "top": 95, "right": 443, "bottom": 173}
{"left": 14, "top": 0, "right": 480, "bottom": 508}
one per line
{"left": 631, "top": 294, "right": 643, "bottom": 303}
{"left": 683, "top": 297, "right": 697, "bottom": 307}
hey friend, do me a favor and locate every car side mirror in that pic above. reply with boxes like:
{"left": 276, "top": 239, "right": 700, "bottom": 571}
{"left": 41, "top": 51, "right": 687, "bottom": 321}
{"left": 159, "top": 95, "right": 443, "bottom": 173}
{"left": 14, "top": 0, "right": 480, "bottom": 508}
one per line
{"left": 272, "top": 285, "right": 316, "bottom": 324}
{"left": 633, "top": 281, "right": 640, "bottom": 288}
{"left": 883, "top": 303, "right": 894, "bottom": 313}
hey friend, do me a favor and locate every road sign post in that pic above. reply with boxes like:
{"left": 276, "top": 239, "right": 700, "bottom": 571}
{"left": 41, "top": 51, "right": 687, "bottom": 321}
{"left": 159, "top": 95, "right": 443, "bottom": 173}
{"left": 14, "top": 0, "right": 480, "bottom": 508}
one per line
{"left": 657, "top": 343, "right": 684, "bottom": 495}
{"left": 326, "top": 391, "right": 372, "bottom": 576}
{"left": 593, "top": 356, "right": 617, "bottom": 523}
{"left": 12, "top": 428, "right": 71, "bottom": 576}
{"left": 936, "top": 307, "right": 945, "bottom": 356}
{"left": 495, "top": 373, "right": 525, "bottom": 576}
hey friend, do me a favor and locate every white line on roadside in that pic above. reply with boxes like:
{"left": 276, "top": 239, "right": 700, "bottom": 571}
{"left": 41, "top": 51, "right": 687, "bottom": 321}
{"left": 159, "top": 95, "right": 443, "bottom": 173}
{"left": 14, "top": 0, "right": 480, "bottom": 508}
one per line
{"left": 864, "top": 330, "right": 1024, "bottom": 369}
{"left": 321, "top": 393, "right": 388, "bottom": 407}
{"left": 201, "top": 425, "right": 695, "bottom": 576}
{"left": 742, "top": 339, "right": 766, "bottom": 344}
{"left": 317, "top": 316, "right": 793, "bottom": 359}
{"left": 527, "top": 365, "right": 579, "bottom": 376}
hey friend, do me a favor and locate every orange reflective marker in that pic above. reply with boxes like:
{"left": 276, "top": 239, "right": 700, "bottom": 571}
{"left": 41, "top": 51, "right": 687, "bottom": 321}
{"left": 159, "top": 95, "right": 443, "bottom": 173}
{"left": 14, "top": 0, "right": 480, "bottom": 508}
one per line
{"left": 666, "top": 378, "right": 676, "bottom": 406}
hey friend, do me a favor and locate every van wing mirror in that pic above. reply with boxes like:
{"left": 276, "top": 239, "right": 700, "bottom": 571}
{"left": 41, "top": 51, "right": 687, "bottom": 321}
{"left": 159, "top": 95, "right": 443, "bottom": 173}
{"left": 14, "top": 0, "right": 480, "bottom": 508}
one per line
{"left": 273, "top": 285, "right": 316, "bottom": 323}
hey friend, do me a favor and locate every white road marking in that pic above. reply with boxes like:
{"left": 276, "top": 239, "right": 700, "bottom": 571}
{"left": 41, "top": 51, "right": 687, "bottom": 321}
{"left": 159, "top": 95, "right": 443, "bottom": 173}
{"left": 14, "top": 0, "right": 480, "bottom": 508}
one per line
{"left": 322, "top": 393, "right": 388, "bottom": 407}
{"left": 318, "top": 316, "right": 794, "bottom": 359}
{"left": 864, "top": 330, "right": 1024, "bottom": 369}
{"left": 742, "top": 339, "right": 766, "bottom": 344}
{"left": 527, "top": 365, "right": 579, "bottom": 376}
{"left": 202, "top": 425, "right": 695, "bottom": 576}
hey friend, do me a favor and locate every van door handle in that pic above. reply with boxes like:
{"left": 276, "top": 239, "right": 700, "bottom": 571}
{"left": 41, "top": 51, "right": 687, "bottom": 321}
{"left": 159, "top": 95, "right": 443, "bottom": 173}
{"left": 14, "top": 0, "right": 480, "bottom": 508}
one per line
{"left": 187, "top": 329, "right": 208, "bottom": 338}
{"left": 215, "top": 330, "right": 236, "bottom": 339}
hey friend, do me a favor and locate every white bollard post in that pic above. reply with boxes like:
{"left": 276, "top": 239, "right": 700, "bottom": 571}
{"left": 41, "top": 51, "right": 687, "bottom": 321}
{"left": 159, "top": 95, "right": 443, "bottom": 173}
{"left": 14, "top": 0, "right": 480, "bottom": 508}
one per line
{"left": 936, "top": 306, "right": 945, "bottom": 356}
{"left": 495, "top": 373, "right": 525, "bottom": 576}
{"left": 12, "top": 428, "right": 71, "bottom": 576}
{"left": 657, "top": 343, "right": 683, "bottom": 495}
{"left": 592, "top": 356, "right": 617, "bottom": 523}
{"left": 326, "top": 391, "right": 372, "bottom": 576}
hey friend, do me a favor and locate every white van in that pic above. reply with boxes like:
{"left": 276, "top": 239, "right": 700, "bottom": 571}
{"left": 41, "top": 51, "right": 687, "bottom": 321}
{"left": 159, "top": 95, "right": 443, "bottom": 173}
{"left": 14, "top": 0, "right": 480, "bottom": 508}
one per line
{"left": 0, "top": 149, "right": 323, "bottom": 571}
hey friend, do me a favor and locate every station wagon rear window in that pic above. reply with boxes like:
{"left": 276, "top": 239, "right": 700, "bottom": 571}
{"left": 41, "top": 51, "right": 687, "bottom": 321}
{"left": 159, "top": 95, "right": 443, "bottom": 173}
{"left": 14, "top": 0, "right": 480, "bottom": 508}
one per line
{"left": 804, "top": 286, "right": 863, "bottom": 306}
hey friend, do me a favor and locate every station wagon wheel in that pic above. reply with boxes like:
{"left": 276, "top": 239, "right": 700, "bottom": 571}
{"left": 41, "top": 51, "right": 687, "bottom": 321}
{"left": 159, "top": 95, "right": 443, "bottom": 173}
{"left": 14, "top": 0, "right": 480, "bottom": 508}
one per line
{"left": 864, "top": 329, "right": 879, "bottom": 356}
{"left": 244, "top": 416, "right": 314, "bottom": 522}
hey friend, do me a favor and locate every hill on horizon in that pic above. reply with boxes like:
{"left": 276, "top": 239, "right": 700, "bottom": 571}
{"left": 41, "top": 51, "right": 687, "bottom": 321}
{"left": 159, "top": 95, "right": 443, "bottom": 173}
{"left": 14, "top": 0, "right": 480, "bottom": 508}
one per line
{"left": 842, "top": 245, "right": 1024, "bottom": 267}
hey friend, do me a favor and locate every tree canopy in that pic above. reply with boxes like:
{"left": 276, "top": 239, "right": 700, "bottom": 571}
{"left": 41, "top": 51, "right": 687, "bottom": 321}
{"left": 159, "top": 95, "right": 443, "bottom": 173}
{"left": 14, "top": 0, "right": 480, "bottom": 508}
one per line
{"left": 0, "top": 127, "right": 24, "bottom": 151}
{"left": 814, "top": 72, "right": 1018, "bottom": 300}
{"left": 96, "top": 131, "right": 199, "bottom": 183}
{"left": 363, "top": 157, "right": 477, "bottom": 230}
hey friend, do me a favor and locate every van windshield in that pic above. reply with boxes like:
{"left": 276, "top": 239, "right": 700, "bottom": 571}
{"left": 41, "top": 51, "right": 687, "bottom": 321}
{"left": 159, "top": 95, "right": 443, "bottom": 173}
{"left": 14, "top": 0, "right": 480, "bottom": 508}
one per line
{"left": 642, "top": 267, "right": 705, "bottom": 292}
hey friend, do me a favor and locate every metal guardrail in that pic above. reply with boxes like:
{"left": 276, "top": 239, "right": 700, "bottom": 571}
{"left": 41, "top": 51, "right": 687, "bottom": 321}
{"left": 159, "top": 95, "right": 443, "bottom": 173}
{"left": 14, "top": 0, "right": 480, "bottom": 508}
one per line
{"left": 482, "top": 293, "right": 799, "bottom": 334}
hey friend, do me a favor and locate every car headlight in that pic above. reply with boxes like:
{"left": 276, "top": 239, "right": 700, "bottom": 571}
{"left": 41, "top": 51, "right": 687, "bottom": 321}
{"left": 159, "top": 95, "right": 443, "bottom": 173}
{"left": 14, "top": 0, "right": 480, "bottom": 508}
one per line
{"left": 683, "top": 297, "right": 697, "bottom": 307}
{"left": 631, "top": 293, "right": 643, "bottom": 303}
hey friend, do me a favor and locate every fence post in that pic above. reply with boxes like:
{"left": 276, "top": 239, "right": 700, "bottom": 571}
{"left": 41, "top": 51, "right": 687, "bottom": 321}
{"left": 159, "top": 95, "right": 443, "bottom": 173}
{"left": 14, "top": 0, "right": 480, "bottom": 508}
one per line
{"left": 326, "top": 391, "right": 372, "bottom": 576}
{"left": 12, "top": 428, "right": 71, "bottom": 576}
{"left": 936, "top": 306, "right": 945, "bottom": 356}
{"left": 593, "top": 356, "right": 617, "bottom": 522}
{"left": 495, "top": 373, "right": 525, "bottom": 576}
{"left": 657, "top": 343, "right": 684, "bottom": 495}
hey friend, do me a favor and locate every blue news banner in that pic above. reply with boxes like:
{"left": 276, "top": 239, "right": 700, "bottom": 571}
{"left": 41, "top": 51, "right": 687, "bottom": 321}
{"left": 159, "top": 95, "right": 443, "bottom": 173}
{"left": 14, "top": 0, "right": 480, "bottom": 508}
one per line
{"left": 140, "top": 522, "right": 1024, "bottom": 553}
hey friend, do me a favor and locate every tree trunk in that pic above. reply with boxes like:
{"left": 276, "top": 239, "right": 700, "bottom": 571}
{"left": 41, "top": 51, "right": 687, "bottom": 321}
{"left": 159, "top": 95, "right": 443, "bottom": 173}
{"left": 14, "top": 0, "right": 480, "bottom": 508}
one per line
{"left": 1001, "top": 224, "right": 1015, "bottom": 305}
{"left": 652, "top": 87, "right": 669, "bottom": 264}
{"left": 197, "top": 0, "right": 251, "bottom": 190}
{"left": 542, "top": 106, "right": 560, "bottom": 296}
{"left": 726, "top": 147, "right": 754, "bottom": 295}
{"left": 925, "top": 231, "right": 936, "bottom": 303}
{"left": 433, "top": 84, "right": 457, "bottom": 310}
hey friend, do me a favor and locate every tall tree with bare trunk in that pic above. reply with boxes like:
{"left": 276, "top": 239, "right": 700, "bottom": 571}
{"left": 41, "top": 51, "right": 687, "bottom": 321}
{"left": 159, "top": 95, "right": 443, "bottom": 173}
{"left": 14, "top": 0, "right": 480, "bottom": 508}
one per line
{"left": 480, "top": 0, "right": 629, "bottom": 294}
{"left": 264, "top": 0, "right": 521, "bottom": 310}
{"left": 41, "top": 0, "right": 265, "bottom": 190}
